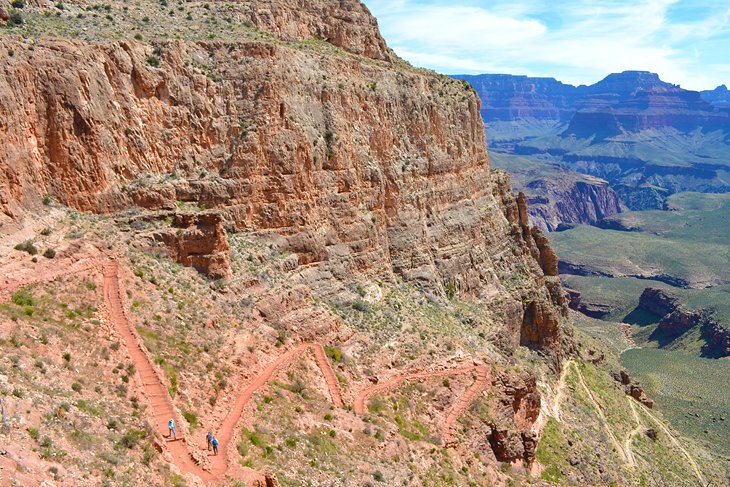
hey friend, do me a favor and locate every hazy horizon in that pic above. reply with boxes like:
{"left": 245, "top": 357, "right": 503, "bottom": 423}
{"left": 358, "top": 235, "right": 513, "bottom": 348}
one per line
{"left": 363, "top": 0, "right": 730, "bottom": 91}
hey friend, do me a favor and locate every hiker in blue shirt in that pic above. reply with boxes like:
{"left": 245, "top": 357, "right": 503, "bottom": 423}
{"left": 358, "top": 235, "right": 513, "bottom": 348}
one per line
{"left": 168, "top": 418, "right": 176, "bottom": 440}
{"left": 206, "top": 431, "right": 213, "bottom": 451}
{"left": 211, "top": 436, "right": 219, "bottom": 456}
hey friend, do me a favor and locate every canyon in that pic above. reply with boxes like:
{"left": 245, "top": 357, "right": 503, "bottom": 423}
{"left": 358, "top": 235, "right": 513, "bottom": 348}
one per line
{"left": 456, "top": 71, "right": 730, "bottom": 228}
{"left": 0, "top": 1, "right": 724, "bottom": 485}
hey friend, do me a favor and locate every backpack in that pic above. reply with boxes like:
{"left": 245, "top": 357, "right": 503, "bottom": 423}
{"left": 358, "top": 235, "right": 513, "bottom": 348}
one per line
{"left": 169, "top": 420, "right": 175, "bottom": 429}
{"left": 212, "top": 438, "right": 219, "bottom": 446}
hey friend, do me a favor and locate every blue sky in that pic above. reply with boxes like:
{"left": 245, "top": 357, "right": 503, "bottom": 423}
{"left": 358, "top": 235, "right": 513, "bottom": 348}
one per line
{"left": 363, "top": 0, "right": 730, "bottom": 90}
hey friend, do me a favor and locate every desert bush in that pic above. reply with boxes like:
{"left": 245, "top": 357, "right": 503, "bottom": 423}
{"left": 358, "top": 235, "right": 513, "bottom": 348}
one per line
{"left": 14, "top": 240, "right": 37, "bottom": 255}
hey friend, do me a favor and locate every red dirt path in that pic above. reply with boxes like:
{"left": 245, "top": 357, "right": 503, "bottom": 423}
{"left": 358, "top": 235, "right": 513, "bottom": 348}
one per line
{"left": 354, "top": 365, "right": 491, "bottom": 445}
{"left": 11, "top": 258, "right": 491, "bottom": 484}
{"left": 103, "top": 262, "right": 215, "bottom": 481}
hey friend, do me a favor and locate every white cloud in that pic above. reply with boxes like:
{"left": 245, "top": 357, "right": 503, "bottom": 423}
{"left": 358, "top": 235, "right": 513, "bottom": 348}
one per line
{"left": 364, "top": 0, "right": 730, "bottom": 90}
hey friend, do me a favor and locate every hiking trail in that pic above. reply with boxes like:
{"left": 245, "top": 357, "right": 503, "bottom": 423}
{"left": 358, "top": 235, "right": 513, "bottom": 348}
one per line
{"left": 354, "top": 365, "right": 490, "bottom": 445}
{"left": 551, "top": 359, "right": 574, "bottom": 422}
{"left": 103, "top": 262, "right": 214, "bottom": 482}
{"left": 573, "top": 363, "right": 628, "bottom": 463}
{"left": 639, "top": 399, "right": 707, "bottom": 485}
{"left": 625, "top": 398, "right": 643, "bottom": 467}
{"left": 208, "top": 342, "right": 343, "bottom": 476}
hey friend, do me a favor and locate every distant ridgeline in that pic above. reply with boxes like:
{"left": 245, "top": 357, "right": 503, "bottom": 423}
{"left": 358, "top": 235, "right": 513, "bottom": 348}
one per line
{"left": 454, "top": 71, "right": 730, "bottom": 223}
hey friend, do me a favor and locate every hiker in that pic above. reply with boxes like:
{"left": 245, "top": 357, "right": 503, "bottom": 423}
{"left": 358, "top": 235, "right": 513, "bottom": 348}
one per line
{"left": 168, "top": 418, "right": 176, "bottom": 440}
{"left": 211, "top": 436, "right": 219, "bottom": 456}
{"left": 206, "top": 431, "right": 213, "bottom": 450}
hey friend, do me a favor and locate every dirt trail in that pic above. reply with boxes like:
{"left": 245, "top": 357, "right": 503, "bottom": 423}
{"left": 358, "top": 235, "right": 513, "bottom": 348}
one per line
{"left": 624, "top": 398, "right": 643, "bottom": 467}
{"left": 312, "top": 344, "right": 345, "bottom": 407}
{"left": 640, "top": 400, "right": 707, "bottom": 485}
{"left": 354, "top": 365, "right": 490, "bottom": 445}
{"left": 573, "top": 363, "right": 628, "bottom": 463}
{"left": 103, "top": 262, "right": 214, "bottom": 482}
{"left": 551, "top": 359, "right": 574, "bottom": 422}
{"left": 209, "top": 342, "right": 343, "bottom": 477}
{"left": 442, "top": 366, "right": 490, "bottom": 445}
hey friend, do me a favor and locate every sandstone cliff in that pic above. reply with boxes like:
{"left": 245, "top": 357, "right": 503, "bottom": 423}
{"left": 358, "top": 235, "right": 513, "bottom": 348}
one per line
{"left": 0, "top": 9, "right": 568, "bottom": 366}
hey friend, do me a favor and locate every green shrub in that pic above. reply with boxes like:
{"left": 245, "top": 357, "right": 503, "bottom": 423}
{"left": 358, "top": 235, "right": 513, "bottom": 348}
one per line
{"left": 373, "top": 470, "right": 384, "bottom": 482}
{"left": 43, "top": 248, "right": 56, "bottom": 259}
{"left": 146, "top": 55, "right": 160, "bottom": 68}
{"left": 71, "top": 382, "right": 82, "bottom": 393}
{"left": 182, "top": 410, "right": 198, "bottom": 428}
{"left": 40, "top": 227, "right": 52, "bottom": 236}
{"left": 14, "top": 240, "right": 37, "bottom": 255}
{"left": 7, "top": 48, "right": 14, "bottom": 57}
{"left": 11, "top": 0, "right": 25, "bottom": 8}
{"left": 7, "top": 10, "right": 23, "bottom": 26}
{"left": 11, "top": 288, "right": 33, "bottom": 306}
{"left": 325, "top": 346, "right": 342, "bottom": 363}
{"left": 28, "top": 427, "right": 40, "bottom": 440}
{"left": 117, "top": 429, "right": 146, "bottom": 449}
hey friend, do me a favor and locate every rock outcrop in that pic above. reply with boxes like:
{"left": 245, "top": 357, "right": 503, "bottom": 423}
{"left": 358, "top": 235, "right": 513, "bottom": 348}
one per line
{"left": 613, "top": 370, "right": 654, "bottom": 408}
{"left": 638, "top": 288, "right": 679, "bottom": 318}
{"left": 701, "top": 321, "right": 730, "bottom": 358}
{"left": 154, "top": 213, "right": 232, "bottom": 280}
{"left": 487, "top": 371, "right": 542, "bottom": 465}
{"left": 524, "top": 174, "right": 626, "bottom": 231}
{"left": 638, "top": 287, "right": 729, "bottom": 357}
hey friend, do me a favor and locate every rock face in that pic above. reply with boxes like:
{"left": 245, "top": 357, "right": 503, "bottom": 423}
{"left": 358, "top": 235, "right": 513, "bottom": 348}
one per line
{"left": 524, "top": 174, "right": 626, "bottom": 231}
{"left": 701, "top": 321, "right": 730, "bottom": 358}
{"left": 565, "top": 71, "right": 729, "bottom": 137}
{"left": 0, "top": 3, "right": 568, "bottom": 365}
{"left": 458, "top": 71, "right": 730, "bottom": 217}
{"left": 487, "top": 370, "right": 542, "bottom": 464}
{"left": 613, "top": 370, "right": 654, "bottom": 408}
{"left": 154, "top": 213, "right": 232, "bottom": 280}
{"left": 456, "top": 71, "right": 730, "bottom": 132}
{"left": 638, "top": 288, "right": 679, "bottom": 317}
{"left": 638, "top": 287, "right": 729, "bottom": 357}
{"left": 452, "top": 74, "right": 579, "bottom": 122}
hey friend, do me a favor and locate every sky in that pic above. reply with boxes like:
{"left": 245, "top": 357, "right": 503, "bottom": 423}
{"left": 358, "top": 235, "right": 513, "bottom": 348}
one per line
{"left": 363, "top": 0, "right": 730, "bottom": 90}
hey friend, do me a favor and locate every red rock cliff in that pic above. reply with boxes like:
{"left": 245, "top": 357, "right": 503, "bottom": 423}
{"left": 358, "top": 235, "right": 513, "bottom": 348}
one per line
{"left": 0, "top": 0, "right": 567, "bottom": 364}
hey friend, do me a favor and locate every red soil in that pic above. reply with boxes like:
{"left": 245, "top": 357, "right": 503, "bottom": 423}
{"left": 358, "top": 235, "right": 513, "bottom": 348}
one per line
{"left": 354, "top": 365, "right": 491, "bottom": 445}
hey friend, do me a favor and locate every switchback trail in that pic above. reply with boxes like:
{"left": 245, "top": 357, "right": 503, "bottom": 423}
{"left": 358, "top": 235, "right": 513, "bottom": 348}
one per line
{"left": 209, "top": 342, "right": 344, "bottom": 477}
{"left": 573, "top": 363, "right": 628, "bottom": 464}
{"left": 354, "top": 365, "right": 490, "bottom": 445}
{"left": 624, "top": 398, "right": 643, "bottom": 467}
{"left": 103, "top": 262, "right": 214, "bottom": 481}
{"left": 442, "top": 366, "right": 489, "bottom": 445}
{"left": 639, "top": 399, "right": 707, "bottom": 485}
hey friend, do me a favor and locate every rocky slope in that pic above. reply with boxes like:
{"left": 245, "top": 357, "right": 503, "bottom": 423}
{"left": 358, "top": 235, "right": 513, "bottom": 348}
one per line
{"left": 1, "top": 2, "right": 723, "bottom": 485}
{"left": 0, "top": 1, "right": 587, "bottom": 485}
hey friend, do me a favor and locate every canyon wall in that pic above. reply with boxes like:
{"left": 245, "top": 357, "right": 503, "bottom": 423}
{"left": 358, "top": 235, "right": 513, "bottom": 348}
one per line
{"left": 0, "top": 1, "right": 567, "bottom": 363}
